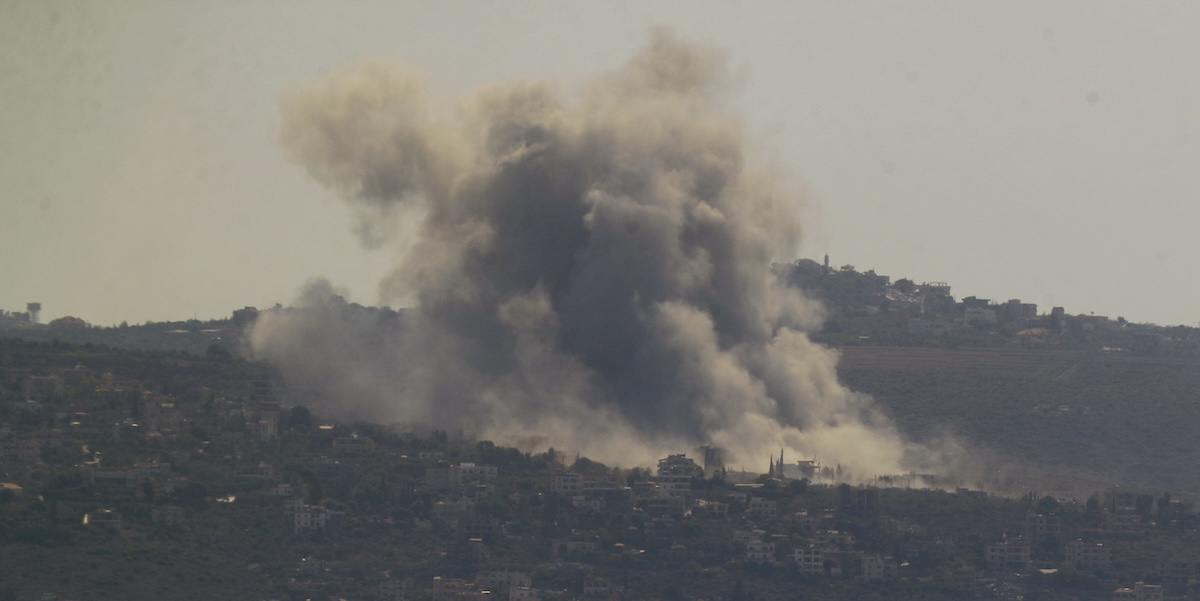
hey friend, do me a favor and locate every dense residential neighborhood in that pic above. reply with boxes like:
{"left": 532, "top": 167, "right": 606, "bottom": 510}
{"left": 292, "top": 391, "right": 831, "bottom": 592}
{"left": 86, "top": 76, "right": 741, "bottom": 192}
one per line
{"left": 1, "top": 335, "right": 1199, "bottom": 601}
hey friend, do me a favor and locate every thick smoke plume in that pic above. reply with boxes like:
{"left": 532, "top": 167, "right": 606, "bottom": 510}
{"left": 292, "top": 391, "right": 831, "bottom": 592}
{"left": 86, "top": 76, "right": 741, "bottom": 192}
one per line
{"left": 250, "top": 31, "right": 946, "bottom": 476}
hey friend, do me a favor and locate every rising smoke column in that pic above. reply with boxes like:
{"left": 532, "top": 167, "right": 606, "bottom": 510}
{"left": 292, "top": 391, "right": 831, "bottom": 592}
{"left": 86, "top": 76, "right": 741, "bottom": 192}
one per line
{"left": 250, "top": 31, "right": 930, "bottom": 476}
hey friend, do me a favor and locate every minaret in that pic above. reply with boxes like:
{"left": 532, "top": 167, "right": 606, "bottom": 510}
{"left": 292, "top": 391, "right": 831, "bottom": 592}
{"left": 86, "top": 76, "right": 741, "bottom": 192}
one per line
{"left": 823, "top": 254, "right": 830, "bottom": 273}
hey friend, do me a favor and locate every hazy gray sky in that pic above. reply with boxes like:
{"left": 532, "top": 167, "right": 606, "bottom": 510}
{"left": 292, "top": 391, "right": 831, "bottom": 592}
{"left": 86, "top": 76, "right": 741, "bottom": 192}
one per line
{"left": 3, "top": 1, "right": 1197, "bottom": 327}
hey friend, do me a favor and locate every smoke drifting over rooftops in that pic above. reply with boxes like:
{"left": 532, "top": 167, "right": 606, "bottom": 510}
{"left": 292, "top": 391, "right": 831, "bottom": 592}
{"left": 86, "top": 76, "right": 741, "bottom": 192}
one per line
{"left": 248, "top": 31, "right": 955, "bottom": 476}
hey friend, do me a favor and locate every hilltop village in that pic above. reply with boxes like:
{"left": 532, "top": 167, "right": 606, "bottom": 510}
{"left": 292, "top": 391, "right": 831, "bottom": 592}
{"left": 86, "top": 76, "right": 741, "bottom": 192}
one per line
{"left": 1, "top": 337, "right": 1199, "bottom": 601}
{"left": 5, "top": 258, "right": 1200, "bottom": 360}
{"left": 776, "top": 257, "right": 1200, "bottom": 357}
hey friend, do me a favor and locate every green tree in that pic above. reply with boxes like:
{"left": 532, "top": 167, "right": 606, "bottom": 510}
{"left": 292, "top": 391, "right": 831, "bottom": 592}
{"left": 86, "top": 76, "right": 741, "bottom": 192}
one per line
{"left": 280, "top": 405, "right": 312, "bottom": 432}
{"left": 1036, "top": 495, "right": 1059, "bottom": 514}
{"left": 205, "top": 344, "right": 232, "bottom": 362}
{"left": 171, "top": 482, "right": 209, "bottom": 511}
{"left": 1135, "top": 494, "right": 1155, "bottom": 521}
{"left": 788, "top": 478, "right": 810, "bottom": 495}
{"left": 301, "top": 469, "right": 323, "bottom": 505}
{"left": 569, "top": 456, "right": 609, "bottom": 474}
{"left": 1157, "top": 492, "right": 1173, "bottom": 523}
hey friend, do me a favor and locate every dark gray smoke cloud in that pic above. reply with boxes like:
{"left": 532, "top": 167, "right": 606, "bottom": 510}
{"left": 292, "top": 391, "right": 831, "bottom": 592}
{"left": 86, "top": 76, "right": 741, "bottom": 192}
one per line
{"left": 249, "top": 31, "right": 948, "bottom": 475}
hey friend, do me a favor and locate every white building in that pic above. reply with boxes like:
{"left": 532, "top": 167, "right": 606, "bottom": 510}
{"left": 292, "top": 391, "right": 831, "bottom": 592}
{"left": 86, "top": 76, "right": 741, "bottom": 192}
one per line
{"left": 986, "top": 540, "right": 1032, "bottom": 572}
{"left": 293, "top": 505, "right": 344, "bottom": 535}
{"left": 656, "top": 454, "right": 703, "bottom": 478}
{"left": 1104, "top": 511, "right": 1144, "bottom": 535}
{"left": 747, "top": 497, "right": 777, "bottom": 519}
{"left": 510, "top": 586, "right": 539, "bottom": 601}
{"left": 551, "top": 471, "right": 619, "bottom": 494}
{"left": 432, "top": 577, "right": 479, "bottom": 601}
{"left": 1112, "top": 582, "right": 1163, "bottom": 601}
{"left": 812, "top": 530, "right": 855, "bottom": 549}
{"left": 475, "top": 571, "right": 531, "bottom": 594}
{"left": 293, "top": 506, "right": 327, "bottom": 534}
{"left": 794, "top": 545, "right": 825, "bottom": 575}
{"left": 583, "top": 578, "right": 611, "bottom": 596}
{"left": 551, "top": 472, "right": 582, "bottom": 494}
{"left": 1066, "top": 540, "right": 1111, "bottom": 572}
{"left": 732, "top": 529, "right": 764, "bottom": 545}
{"left": 427, "top": 463, "right": 499, "bottom": 491}
{"left": 457, "top": 463, "right": 499, "bottom": 482}
{"left": 654, "top": 473, "right": 694, "bottom": 499}
{"left": 746, "top": 541, "right": 775, "bottom": 564}
{"left": 861, "top": 554, "right": 898, "bottom": 581}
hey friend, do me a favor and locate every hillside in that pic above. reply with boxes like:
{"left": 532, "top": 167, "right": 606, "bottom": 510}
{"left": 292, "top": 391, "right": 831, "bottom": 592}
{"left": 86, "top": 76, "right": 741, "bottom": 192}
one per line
{"left": 5, "top": 260, "right": 1200, "bottom": 498}
{"left": 3, "top": 337, "right": 1200, "bottom": 601}
{"left": 838, "top": 346, "right": 1200, "bottom": 495}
